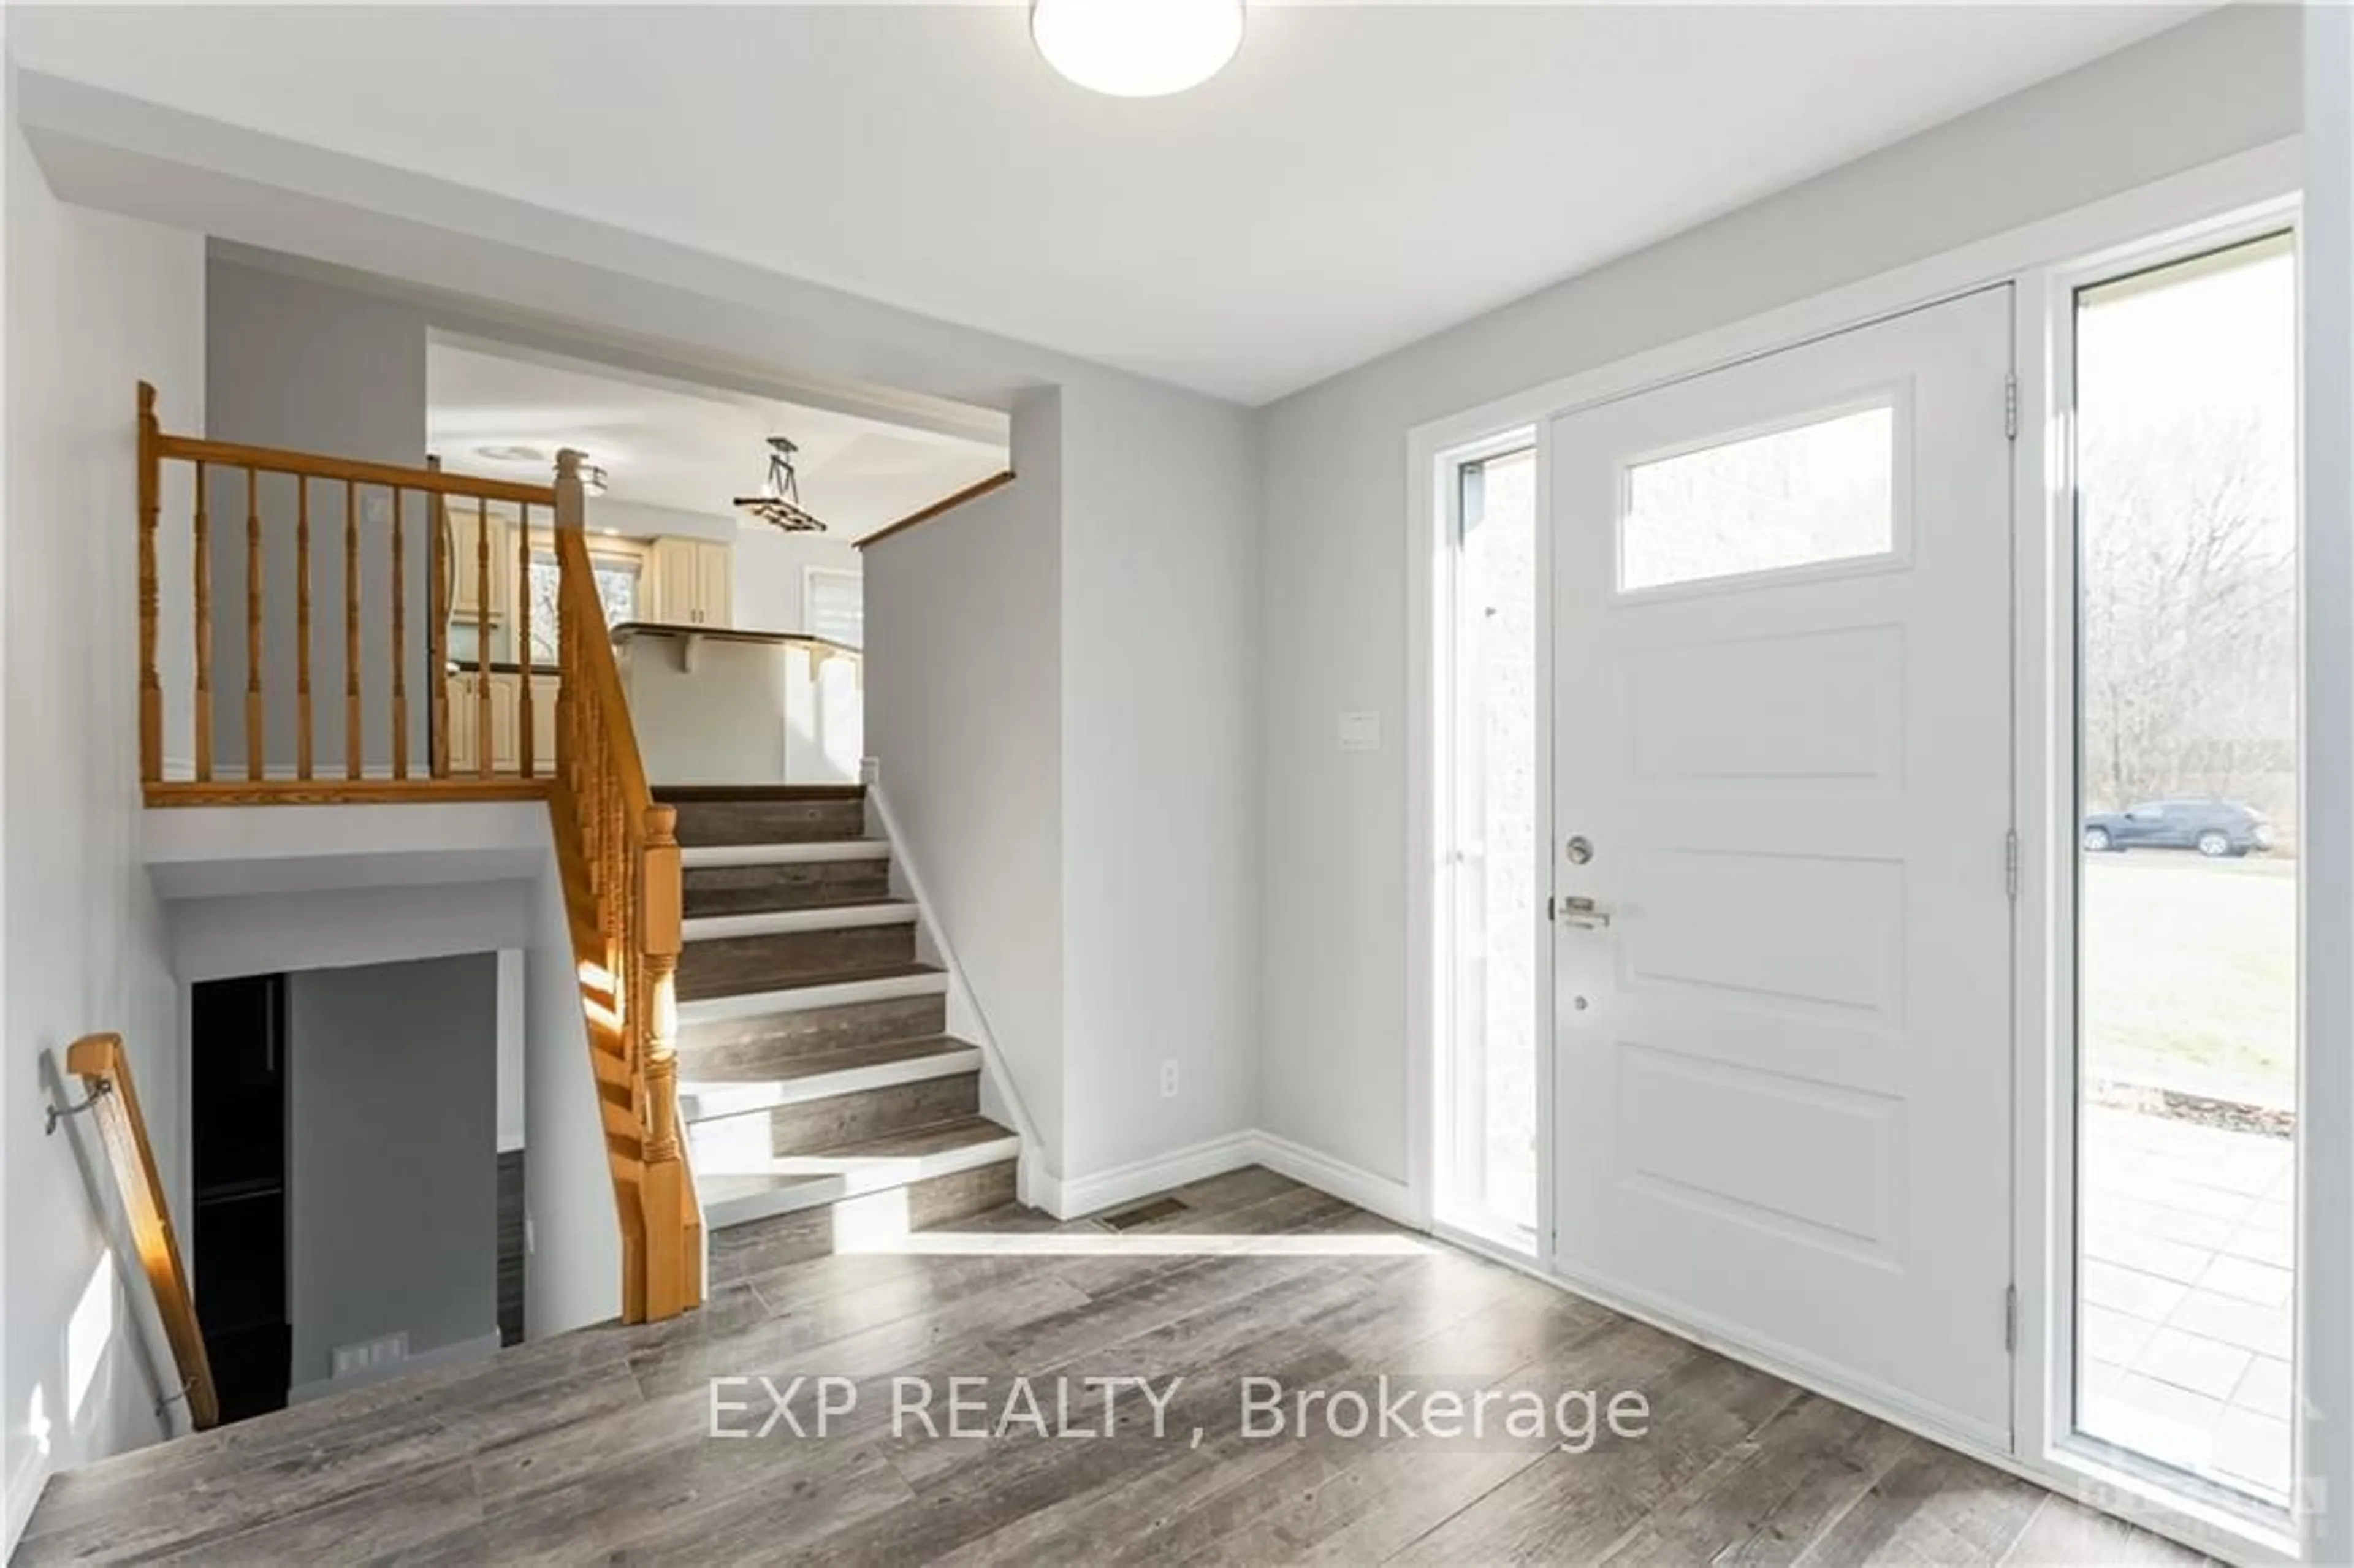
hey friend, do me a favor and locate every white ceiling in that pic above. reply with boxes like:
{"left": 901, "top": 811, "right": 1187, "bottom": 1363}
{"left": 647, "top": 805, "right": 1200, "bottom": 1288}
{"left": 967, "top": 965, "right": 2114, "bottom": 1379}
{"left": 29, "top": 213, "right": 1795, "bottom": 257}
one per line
{"left": 12, "top": 4, "right": 2201, "bottom": 405}
{"left": 427, "top": 341, "right": 1010, "bottom": 541}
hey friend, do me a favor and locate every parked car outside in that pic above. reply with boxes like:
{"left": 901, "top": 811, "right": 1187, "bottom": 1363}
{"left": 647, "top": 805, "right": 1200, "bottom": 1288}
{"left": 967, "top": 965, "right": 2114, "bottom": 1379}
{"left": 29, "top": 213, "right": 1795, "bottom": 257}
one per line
{"left": 2082, "top": 799, "right": 2274, "bottom": 858}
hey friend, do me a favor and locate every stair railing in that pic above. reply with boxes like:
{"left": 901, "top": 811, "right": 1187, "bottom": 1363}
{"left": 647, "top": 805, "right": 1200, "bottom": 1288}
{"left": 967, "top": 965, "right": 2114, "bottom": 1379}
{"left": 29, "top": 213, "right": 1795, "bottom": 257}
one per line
{"left": 134, "top": 384, "right": 701, "bottom": 1323}
{"left": 59, "top": 1033, "right": 219, "bottom": 1430}
{"left": 547, "top": 449, "right": 702, "bottom": 1322}
{"left": 137, "top": 382, "right": 558, "bottom": 804}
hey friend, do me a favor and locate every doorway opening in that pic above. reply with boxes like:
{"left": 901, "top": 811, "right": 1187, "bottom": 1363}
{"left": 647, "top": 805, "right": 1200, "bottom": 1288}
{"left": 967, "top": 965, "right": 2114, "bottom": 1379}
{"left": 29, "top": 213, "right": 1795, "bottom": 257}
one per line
{"left": 1434, "top": 435, "right": 1541, "bottom": 1251}
{"left": 2070, "top": 230, "right": 2299, "bottom": 1505}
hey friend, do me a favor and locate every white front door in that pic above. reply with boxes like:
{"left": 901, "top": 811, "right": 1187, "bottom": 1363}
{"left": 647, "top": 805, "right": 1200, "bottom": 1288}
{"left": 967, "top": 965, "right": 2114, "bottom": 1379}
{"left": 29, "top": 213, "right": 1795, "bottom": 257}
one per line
{"left": 1549, "top": 287, "right": 2016, "bottom": 1444}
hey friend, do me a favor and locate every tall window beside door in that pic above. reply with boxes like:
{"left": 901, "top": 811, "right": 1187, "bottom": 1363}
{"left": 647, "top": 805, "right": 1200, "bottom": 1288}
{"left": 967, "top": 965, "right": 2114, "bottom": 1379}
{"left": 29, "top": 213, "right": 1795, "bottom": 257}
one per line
{"left": 2072, "top": 230, "right": 2298, "bottom": 1507}
{"left": 1438, "top": 440, "right": 1539, "bottom": 1247}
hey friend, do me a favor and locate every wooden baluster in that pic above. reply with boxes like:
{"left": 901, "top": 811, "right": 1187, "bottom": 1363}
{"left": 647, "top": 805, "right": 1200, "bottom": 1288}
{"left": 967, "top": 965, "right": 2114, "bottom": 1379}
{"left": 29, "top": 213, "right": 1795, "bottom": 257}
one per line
{"left": 517, "top": 502, "right": 535, "bottom": 779}
{"left": 578, "top": 702, "right": 594, "bottom": 861}
{"left": 604, "top": 766, "right": 622, "bottom": 969}
{"left": 246, "top": 468, "right": 264, "bottom": 781}
{"left": 600, "top": 742, "right": 615, "bottom": 913}
{"left": 428, "top": 459, "right": 449, "bottom": 779}
{"left": 193, "top": 461, "right": 213, "bottom": 782}
{"left": 553, "top": 452, "right": 587, "bottom": 783}
{"left": 295, "top": 478, "right": 313, "bottom": 780}
{"left": 476, "top": 497, "right": 492, "bottom": 779}
{"left": 639, "top": 805, "right": 690, "bottom": 1319}
{"left": 346, "top": 482, "right": 363, "bottom": 780}
{"left": 137, "top": 384, "right": 162, "bottom": 786}
{"left": 391, "top": 487, "right": 408, "bottom": 780}
{"left": 557, "top": 546, "right": 574, "bottom": 802}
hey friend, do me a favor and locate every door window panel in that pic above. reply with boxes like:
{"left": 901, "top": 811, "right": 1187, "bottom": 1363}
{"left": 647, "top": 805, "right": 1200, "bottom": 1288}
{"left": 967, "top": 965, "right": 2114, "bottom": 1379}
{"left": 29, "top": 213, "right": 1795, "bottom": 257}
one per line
{"left": 1620, "top": 404, "right": 1896, "bottom": 591}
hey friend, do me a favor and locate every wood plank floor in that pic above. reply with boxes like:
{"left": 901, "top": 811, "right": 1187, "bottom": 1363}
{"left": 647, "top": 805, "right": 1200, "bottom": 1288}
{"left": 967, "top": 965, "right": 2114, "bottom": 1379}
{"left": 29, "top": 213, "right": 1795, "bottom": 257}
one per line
{"left": 20, "top": 1171, "right": 2210, "bottom": 1565}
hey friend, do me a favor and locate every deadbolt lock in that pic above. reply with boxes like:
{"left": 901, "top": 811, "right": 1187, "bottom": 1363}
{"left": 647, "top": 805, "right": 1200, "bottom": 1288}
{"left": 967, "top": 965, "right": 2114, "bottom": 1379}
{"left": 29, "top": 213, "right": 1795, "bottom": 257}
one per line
{"left": 1565, "top": 835, "right": 1594, "bottom": 866}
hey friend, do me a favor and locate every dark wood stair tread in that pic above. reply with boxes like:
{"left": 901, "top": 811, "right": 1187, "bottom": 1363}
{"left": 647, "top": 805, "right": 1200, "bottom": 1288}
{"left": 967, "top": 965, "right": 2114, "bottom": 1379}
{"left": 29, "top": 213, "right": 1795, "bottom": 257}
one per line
{"left": 801, "top": 1113, "right": 1016, "bottom": 1163}
{"left": 677, "top": 959, "right": 943, "bottom": 1004}
{"left": 679, "top": 1034, "right": 976, "bottom": 1089}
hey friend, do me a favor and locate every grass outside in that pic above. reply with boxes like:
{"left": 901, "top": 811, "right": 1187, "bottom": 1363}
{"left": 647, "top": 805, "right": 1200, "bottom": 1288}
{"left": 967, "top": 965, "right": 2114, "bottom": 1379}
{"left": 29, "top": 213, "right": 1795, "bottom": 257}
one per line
{"left": 2083, "top": 853, "right": 2296, "bottom": 1109}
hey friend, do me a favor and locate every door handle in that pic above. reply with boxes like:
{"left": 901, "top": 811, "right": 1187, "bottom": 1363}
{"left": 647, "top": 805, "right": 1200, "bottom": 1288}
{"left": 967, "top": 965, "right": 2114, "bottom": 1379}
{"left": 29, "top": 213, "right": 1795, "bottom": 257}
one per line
{"left": 1553, "top": 896, "right": 1612, "bottom": 929}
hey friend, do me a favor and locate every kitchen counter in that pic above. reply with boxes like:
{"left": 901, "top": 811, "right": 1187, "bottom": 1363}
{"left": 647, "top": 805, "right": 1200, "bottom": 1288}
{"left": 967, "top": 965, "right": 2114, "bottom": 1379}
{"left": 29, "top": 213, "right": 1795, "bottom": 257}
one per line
{"left": 611, "top": 622, "right": 862, "bottom": 785}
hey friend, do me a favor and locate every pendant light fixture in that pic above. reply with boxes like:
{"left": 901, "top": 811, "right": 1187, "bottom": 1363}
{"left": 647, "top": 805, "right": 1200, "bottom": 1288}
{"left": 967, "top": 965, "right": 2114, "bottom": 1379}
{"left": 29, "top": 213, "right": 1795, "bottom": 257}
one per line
{"left": 733, "top": 436, "right": 828, "bottom": 533}
{"left": 1031, "top": 0, "right": 1244, "bottom": 98}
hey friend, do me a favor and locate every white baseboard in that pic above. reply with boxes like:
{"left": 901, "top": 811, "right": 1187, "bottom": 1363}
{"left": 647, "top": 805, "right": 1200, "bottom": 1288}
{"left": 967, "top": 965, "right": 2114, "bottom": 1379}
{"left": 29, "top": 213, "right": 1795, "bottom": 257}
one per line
{"left": 1246, "top": 1132, "right": 1423, "bottom": 1229}
{"left": 1043, "top": 1133, "right": 1259, "bottom": 1220}
{"left": 287, "top": 1328, "right": 503, "bottom": 1405}
{"left": 1038, "top": 1130, "right": 1420, "bottom": 1227}
{"left": 4, "top": 1442, "right": 51, "bottom": 1562}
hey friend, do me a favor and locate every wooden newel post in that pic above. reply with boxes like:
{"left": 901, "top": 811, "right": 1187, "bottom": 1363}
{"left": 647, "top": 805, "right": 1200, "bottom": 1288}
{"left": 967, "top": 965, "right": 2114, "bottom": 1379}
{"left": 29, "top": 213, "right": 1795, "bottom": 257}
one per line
{"left": 638, "top": 802, "right": 691, "bottom": 1319}
{"left": 137, "top": 383, "right": 162, "bottom": 786}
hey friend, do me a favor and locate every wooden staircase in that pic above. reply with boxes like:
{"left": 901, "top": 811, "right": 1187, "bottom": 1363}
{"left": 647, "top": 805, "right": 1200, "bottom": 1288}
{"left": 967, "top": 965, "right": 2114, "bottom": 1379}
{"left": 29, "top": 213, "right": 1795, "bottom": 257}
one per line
{"left": 661, "top": 785, "right": 1021, "bottom": 1243}
{"left": 125, "top": 383, "right": 1005, "bottom": 1324}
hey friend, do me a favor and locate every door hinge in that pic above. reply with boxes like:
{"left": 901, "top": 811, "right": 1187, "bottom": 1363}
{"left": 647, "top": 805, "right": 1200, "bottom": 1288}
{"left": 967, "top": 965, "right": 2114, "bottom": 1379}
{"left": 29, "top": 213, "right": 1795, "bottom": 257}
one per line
{"left": 2003, "top": 372, "right": 2019, "bottom": 440}
{"left": 2004, "top": 1284, "right": 2019, "bottom": 1352}
{"left": 2005, "top": 829, "right": 2019, "bottom": 900}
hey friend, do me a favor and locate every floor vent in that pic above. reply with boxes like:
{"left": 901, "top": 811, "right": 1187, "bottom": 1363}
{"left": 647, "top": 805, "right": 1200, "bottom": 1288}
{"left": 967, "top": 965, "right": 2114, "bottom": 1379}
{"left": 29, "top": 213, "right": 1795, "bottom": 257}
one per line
{"left": 1096, "top": 1197, "right": 1188, "bottom": 1231}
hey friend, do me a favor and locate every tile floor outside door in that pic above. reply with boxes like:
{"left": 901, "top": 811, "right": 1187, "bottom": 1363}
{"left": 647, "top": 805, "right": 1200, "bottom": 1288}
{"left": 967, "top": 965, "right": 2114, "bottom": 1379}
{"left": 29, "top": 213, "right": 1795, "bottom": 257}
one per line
{"left": 2080, "top": 1105, "right": 2295, "bottom": 1500}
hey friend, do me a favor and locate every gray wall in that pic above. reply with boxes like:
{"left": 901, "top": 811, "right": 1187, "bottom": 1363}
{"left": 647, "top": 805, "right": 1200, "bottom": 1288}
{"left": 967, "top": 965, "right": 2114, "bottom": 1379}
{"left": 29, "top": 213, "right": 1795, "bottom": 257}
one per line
{"left": 1058, "top": 379, "right": 1260, "bottom": 1181}
{"left": 851, "top": 365, "right": 1268, "bottom": 1195}
{"left": 205, "top": 256, "right": 432, "bottom": 776}
{"left": 2, "top": 102, "right": 205, "bottom": 1552}
{"left": 288, "top": 954, "right": 498, "bottom": 1387}
{"left": 524, "top": 867, "right": 620, "bottom": 1336}
{"left": 1255, "top": 4, "right": 2303, "bottom": 1185}
{"left": 864, "top": 387, "right": 1065, "bottom": 1169}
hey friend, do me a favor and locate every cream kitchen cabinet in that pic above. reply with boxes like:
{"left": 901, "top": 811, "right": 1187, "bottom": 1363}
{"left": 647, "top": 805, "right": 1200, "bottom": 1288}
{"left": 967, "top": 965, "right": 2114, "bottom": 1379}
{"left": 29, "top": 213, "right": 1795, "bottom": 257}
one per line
{"left": 444, "top": 671, "right": 516, "bottom": 775}
{"left": 443, "top": 669, "right": 559, "bottom": 775}
{"left": 444, "top": 505, "right": 512, "bottom": 625}
{"left": 522, "top": 671, "right": 560, "bottom": 775}
{"left": 646, "top": 537, "right": 733, "bottom": 628}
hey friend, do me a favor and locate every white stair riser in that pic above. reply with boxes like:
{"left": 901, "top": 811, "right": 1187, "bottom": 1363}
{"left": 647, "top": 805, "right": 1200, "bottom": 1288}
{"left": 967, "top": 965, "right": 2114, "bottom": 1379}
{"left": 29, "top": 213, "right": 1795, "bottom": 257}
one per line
{"left": 701, "top": 1138, "right": 1021, "bottom": 1230}
{"left": 680, "top": 840, "right": 891, "bottom": 869}
{"left": 683, "top": 904, "right": 918, "bottom": 943}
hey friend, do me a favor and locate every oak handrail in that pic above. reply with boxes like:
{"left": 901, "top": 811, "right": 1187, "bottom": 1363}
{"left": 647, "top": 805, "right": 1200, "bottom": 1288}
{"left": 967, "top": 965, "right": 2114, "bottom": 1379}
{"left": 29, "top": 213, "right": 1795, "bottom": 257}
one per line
{"left": 855, "top": 469, "right": 1015, "bottom": 552}
{"left": 546, "top": 448, "right": 701, "bottom": 1323}
{"left": 63, "top": 1033, "right": 219, "bottom": 1431}
{"left": 154, "top": 431, "right": 557, "bottom": 504}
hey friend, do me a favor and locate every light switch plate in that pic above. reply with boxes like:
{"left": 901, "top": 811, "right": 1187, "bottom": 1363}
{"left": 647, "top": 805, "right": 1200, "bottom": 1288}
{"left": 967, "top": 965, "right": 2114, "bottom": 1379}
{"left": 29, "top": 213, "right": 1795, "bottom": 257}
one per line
{"left": 1336, "top": 710, "right": 1382, "bottom": 752}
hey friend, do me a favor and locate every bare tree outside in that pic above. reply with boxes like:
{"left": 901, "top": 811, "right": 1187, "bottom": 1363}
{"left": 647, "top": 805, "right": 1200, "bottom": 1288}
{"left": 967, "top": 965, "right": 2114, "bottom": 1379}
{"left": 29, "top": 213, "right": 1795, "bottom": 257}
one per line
{"left": 2081, "top": 403, "right": 2296, "bottom": 828}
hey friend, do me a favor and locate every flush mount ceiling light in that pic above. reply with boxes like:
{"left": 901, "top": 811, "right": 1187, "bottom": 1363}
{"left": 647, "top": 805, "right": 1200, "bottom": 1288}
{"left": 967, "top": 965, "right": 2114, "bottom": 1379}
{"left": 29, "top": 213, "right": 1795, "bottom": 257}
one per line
{"left": 478, "top": 443, "right": 606, "bottom": 492}
{"left": 1030, "top": 0, "right": 1244, "bottom": 98}
{"left": 733, "top": 436, "right": 828, "bottom": 533}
